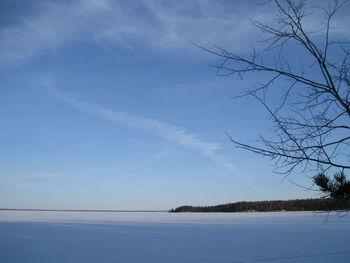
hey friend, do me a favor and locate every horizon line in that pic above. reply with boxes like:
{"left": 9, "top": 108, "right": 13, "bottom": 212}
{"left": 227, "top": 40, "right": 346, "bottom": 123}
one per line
{"left": 0, "top": 208, "right": 169, "bottom": 212}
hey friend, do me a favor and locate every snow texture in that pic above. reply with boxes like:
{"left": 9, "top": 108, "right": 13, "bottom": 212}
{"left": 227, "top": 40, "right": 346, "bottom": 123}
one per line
{"left": 0, "top": 211, "right": 349, "bottom": 262}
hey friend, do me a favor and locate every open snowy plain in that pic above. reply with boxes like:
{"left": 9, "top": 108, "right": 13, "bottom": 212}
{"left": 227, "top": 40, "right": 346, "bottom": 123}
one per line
{"left": 0, "top": 210, "right": 349, "bottom": 263}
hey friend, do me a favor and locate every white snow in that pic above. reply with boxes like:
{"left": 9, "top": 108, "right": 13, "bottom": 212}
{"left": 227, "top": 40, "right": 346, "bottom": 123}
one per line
{"left": 0, "top": 210, "right": 349, "bottom": 262}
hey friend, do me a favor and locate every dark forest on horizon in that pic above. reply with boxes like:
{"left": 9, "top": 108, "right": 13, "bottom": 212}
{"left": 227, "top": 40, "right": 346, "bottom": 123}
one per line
{"left": 170, "top": 198, "right": 350, "bottom": 213}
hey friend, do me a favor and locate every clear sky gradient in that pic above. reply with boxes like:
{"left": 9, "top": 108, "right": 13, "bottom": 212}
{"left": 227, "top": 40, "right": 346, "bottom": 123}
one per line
{"left": 1, "top": 0, "right": 349, "bottom": 210}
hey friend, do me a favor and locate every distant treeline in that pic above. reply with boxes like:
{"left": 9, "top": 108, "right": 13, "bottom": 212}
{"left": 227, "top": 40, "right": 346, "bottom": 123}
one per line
{"left": 170, "top": 198, "right": 350, "bottom": 213}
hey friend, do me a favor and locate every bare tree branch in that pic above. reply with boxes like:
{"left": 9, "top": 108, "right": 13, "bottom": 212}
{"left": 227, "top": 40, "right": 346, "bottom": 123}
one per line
{"left": 199, "top": 0, "right": 350, "bottom": 176}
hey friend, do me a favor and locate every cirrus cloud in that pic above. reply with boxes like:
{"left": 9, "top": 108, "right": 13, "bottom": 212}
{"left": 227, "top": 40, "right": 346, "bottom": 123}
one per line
{"left": 42, "top": 77, "right": 250, "bottom": 179}
{"left": 0, "top": 0, "right": 266, "bottom": 64}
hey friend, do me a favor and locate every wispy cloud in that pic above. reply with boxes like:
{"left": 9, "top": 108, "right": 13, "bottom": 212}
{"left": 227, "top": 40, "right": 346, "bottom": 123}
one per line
{"left": 27, "top": 173, "right": 64, "bottom": 179}
{"left": 44, "top": 81, "right": 249, "bottom": 179}
{"left": 154, "top": 150, "right": 172, "bottom": 158}
{"left": 0, "top": 173, "right": 64, "bottom": 185}
{"left": 1, "top": 0, "right": 349, "bottom": 65}
{"left": 0, "top": 0, "right": 275, "bottom": 64}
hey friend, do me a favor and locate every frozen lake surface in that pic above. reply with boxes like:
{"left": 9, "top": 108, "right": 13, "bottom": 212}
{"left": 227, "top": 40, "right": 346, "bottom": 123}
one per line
{"left": 0, "top": 210, "right": 349, "bottom": 262}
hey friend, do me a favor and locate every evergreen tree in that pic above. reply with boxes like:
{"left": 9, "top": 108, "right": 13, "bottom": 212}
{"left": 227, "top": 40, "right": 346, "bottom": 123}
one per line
{"left": 313, "top": 172, "right": 350, "bottom": 199}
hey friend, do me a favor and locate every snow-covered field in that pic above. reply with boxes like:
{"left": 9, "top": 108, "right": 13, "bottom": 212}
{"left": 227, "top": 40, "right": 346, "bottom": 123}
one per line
{"left": 0, "top": 210, "right": 349, "bottom": 262}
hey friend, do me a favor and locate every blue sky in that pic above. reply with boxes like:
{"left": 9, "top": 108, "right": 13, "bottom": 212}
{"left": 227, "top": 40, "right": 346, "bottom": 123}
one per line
{"left": 1, "top": 0, "right": 349, "bottom": 210}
